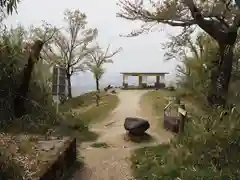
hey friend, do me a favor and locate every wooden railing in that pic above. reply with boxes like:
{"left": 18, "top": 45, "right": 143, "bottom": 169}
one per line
{"left": 163, "top": 97, "right": 187, "bottom": 133}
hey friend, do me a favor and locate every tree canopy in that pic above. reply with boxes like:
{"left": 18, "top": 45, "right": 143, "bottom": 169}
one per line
{"left": 117, "top": 0, "right": 240, "bottom": 41}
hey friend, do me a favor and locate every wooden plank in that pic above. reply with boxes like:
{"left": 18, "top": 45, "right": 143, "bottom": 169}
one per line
{"left": 178, "top": 107, "right": 187, "bottom": 116}
{"left": 164, "top": 102, "right": 172, "bottom": 111}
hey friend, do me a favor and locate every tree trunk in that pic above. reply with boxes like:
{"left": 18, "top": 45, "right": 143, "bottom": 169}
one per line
{"left": 96, "top": 78, "right": 100, "bottom": 92}
{"left": 95, "top": 93, "right": 100, "bottom": 106}
{"left": 207, "top": 44, "right": 234, "bottom": 107}
{"left": 185, "top": 1, "right": 238, "bottom": 107}
{"left": 14, "top": 40, "right": 43, "bottom": 118}
{"left": 67, "top": 74, "right": 72, "bottom": 98}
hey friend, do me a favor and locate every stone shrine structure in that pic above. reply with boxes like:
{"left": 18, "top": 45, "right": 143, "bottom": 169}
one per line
{"left": 120, "top": 72, "right": 168, "bottom": 89}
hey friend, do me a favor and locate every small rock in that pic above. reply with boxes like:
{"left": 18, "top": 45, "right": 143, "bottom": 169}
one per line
{"left": 111, "top": 90, "right": 116, "bottom": 94}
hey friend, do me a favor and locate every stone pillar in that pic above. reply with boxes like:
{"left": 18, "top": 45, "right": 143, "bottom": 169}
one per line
{"left": 123, "top": 75, "right": 128, "bottom": 88}
{"left": 156, "top": 76, "right": 160, "bottom": 84}
{"left": 145, "top": 76, "right": 148, "bottom": 83}
{"left": 122, "top": 74, "right": 125, "bottom": 86}
{"left": 161, "top": 75, "right": 165, "bottom": 83}
{"left": 141, "top": 76, "right": 146, "bottom": 88}
{"left": 142, "top": 76, "right": 147, "bottom": 88}
{"left": 160, "top": 75, "right": 165, "bottom": 88}
{"left": 155, "top": 76, "right": 160, "bottom": 88}
{"left": 138, "top": 76, "right": 143, "bottom": 87}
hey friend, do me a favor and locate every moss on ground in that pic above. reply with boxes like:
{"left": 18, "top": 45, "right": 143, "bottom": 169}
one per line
{"left": 90, "top": 142, "right": 110, "bottom": 148}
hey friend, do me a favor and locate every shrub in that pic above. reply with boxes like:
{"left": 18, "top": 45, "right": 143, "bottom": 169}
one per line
{"left": 0, "top": 148, "right": 24, "bottom": 180}
{"left": 132, "top": 108, "right": 240, "bottom": 179}
{"left": 0, "top": 26, "right": 57, "bottom": 178}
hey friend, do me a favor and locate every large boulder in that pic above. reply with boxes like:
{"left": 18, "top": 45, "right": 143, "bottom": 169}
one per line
{"left": 124, "top": 117, "right": 150, "bottom": 135}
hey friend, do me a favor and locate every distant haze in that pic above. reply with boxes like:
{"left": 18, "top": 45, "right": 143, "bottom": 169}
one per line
{"left": 4, "top": 0, "right": 181, "bottom": 97}
{"left": 71, "top": 71, "right": 177, "bottom": 97}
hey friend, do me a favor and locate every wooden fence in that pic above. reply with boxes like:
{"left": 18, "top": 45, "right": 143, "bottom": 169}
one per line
{"left": 163, "top": 97, "right": 187, "bottom": 133}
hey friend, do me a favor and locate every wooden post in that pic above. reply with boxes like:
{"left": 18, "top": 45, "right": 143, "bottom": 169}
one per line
{"left": 95, "top": 93, "right": 100, "bottom": 106}
{"left": 175, "top": 96, "right": 181, "bottom": 104}
{"left": 178, "top": 104, "right": 186, "bottom": 133}
{"left": 155, "top": 76, "right": 160, "bottom": 88}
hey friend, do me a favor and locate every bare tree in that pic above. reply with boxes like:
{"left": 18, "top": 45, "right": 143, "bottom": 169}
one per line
{"left": 44, "top": 9, "right": 98, "bottom": 98}
{"left": 87, "top": 44, "right": 122, "bottom": 91}
{"left": 117, "top": 0, "right": 240, "bottom": 107}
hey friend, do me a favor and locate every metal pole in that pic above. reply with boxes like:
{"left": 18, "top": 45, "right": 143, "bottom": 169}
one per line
{"left": 56, "top": 66, "right": 59, "bottom": 114}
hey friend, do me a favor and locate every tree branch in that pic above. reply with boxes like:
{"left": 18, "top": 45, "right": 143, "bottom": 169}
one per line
{"left": 183, "top": 0, "right": 230, "bottom": 43}
{"left": 103, "top": 47, "right": 122, "bottom": 59}
{"left": 117, "top": 0, "right": 196, "bottom": 26}
{"left": 187, "top": 38, "right": 199, "bottom": 60}
{"left": 118, "top": 0, "right": 239, "bottom": 44}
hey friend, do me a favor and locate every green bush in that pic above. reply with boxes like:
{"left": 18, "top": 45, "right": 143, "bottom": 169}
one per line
{"left": 0, "top": 27, "right": 56, "bottom": 132}
{"left": 0, "top": 26, "right": 59, "bottom": 178}
{"left": 60, "top": 112, "right": 88, "bottom": 132}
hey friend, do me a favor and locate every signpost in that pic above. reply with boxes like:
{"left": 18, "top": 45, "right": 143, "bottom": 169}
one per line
{"left": 178, "top": 104, "right": 187, "bottom": 133}
{"left": 52, "top": 65, "right": 67, "bottom": 113}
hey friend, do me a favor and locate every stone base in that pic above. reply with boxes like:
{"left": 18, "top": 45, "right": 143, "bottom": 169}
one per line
{"left": 39, "top": 137, "right": 76, "bottom": 180}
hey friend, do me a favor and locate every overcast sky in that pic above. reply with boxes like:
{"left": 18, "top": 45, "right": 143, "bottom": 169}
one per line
{"left": 5, "top": 0, "right": 181, "bottom": 93}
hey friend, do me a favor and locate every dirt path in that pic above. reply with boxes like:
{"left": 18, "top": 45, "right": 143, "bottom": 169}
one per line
{"left": 72, "top": 90, "right": 172, "bottom": 180}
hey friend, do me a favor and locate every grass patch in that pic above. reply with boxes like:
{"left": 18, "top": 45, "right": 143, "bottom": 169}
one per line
{"left": 53, "top": 109, "right": 98, "bottom": 143}
{"left": 140, "top": 89, "right": 175, "bottom": 128}
{"left": 54, "top": 123, "right": 98, "bottom": 143}
{"left": 124, "top": 132, "right": 154, "bottom": 143}
{"left": 140, "top": 89, "right": 175, "bottom": 115}
{"left": 55, "top": 92, "right": 119, "bottom": 142}
{"left": 60, "top": 91, "right": 98, "bottom": 111}
{"left": 90, "top": 142, "right": 110, "bottom": 148}
{"left": 69, "top": 92, "right": 119, "bottom": 125}
{"left": 131, "top": 144, "right": 171, "bottom": 180}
